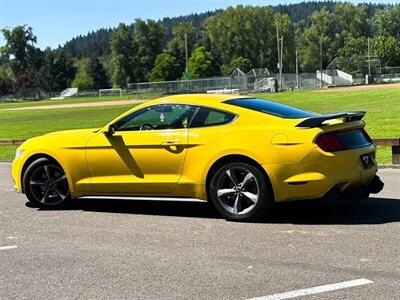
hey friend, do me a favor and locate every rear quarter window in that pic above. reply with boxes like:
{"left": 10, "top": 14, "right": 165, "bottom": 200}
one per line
{"left": 190, "top": 107, "right": 236, "bottom": 128}
{"left": 224, "top": 98, "right": 316, "bottom": 119}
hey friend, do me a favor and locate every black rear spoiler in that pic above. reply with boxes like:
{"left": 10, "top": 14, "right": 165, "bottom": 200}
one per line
{"left": 296, "top": 111, "right": 366, "bottom": 128}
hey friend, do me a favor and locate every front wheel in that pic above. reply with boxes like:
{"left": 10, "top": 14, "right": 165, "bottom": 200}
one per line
{"left": 209, "top": 162, "right": 272, "bottom": 221}
{"left": 23, "top": 158, "right": 71, "bottom": 208}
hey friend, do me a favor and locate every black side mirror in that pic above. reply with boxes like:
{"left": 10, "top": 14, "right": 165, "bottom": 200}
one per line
{"left": 105, "top": 124, "right": 116, "bottom": 136}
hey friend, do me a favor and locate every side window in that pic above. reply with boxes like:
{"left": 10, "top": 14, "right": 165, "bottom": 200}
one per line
{"left": 190, "top": 107, "right": 236, "bottom": 128}
{"left": 115, "top": 104, "right": 195, "bottom": 131}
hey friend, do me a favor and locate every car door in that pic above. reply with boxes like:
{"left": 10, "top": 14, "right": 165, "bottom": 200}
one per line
{"left": 86, "top": 104, "right": 196, "bottom": 195}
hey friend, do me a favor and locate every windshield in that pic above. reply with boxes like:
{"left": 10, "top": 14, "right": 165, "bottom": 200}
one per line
{"left": 224, "top": 98, "right": 316, "bottom": 119}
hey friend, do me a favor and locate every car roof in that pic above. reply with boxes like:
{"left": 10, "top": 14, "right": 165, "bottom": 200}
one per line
{"left": 149, "top": 94, "right": 248, "bottom": 105}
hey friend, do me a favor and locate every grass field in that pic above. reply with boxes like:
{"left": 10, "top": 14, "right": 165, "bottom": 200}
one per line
{"left": 0, "top": 92, "right": 162, "bottom": 109}
{"left": 0, "top": 87, "right": 399, "bottom": 163}
{"left": 0, "top": 105, "right": 133, "bottom": 139}
{"left": 259, "top": 88, "right": 400, "bottom": 138}
{"left": 262, "top": 88, "right": 400, "bottom": 164}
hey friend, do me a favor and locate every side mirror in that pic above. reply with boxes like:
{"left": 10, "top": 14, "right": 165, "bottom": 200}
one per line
{"left": 104, "top": 124, "right": 116, "bottom": 136}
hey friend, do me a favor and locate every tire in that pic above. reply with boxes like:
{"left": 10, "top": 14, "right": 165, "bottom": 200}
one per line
{"left": 23, "top": 158, "right": 71, "bottom": 209}
{"left": 209, "top": 162, "right": 273, "bottom": 221}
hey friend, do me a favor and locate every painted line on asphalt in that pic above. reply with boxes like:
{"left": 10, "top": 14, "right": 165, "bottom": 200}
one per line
{"left": 247, "top": 278, "right": 373, "bottom": 300}
{"left": 0, "top": 245, "right": 18, "bottom": 251}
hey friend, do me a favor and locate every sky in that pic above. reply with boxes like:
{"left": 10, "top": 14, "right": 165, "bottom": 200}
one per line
{"left": 0, "top": 0, "right": 398, "bottom": 49}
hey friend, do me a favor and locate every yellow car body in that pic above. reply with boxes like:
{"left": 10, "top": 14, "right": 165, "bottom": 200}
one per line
{"left": 12, "top": 94, "right": 382, "bottom": 220}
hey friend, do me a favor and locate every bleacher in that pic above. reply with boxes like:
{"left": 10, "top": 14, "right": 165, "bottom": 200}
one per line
{"left": 51, "top": 88, "right": 78, "bottom": 100}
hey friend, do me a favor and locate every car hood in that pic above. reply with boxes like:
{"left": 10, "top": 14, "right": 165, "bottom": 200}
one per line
{"left": 19, "top": 128, "right": 100, "bottom": 150}
{"left": 44, "top": 128, "right": 99, "bottom": 136}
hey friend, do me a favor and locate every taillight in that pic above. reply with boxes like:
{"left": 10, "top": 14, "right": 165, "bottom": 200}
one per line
{"left": 361, "top": 129, "right": 372, "bottom": 143}
{"left": 316, "top": 133, "right": 344, "bottom": 152}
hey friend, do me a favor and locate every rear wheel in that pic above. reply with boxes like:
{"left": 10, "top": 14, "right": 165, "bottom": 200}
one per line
{"left": 209, "top": 162, "right": 272, "bottom": 221}
{"left": 23, "top": 158, "right": 71, "bottom": 208}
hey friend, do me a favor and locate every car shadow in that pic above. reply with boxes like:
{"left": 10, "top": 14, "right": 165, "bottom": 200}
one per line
{"left": 262, "top": 197, "right": 400, "bottom": 225}
{"left": 26, "top": 198, "right": 221, "bottom": 219}
{"left": 26, "top": 196, "right": 400, "bottom": 225}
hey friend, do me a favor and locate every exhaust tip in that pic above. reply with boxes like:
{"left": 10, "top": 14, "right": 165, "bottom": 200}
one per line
{"left": 368, "top": 175, "right": 384, "bottom": 194}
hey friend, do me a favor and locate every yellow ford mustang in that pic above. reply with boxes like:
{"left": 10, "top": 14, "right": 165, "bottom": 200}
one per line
{"left": 12, "top": 94, "right": 383, "bottom": 220}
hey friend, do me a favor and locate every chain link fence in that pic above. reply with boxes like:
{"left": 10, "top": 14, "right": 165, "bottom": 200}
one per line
{"left": 3, "top": 65, "right": 400, "bottom": 103}
{"left": 128, "top": 71, "right": 349, "bottom": 95}
{"left": 381, "top": 66, "right": 400, "bottom": 83}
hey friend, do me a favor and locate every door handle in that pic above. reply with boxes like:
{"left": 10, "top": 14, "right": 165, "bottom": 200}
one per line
{"left": 161, "top": 139, "right": 180, "bottom": 145}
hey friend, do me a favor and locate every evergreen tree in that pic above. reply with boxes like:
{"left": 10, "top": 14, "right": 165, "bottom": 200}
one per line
{"left": 87, "top": 57, "right": 109, "bottom": 89}
{"left": 167, "top": 22, "right": 196, "bottom": 71}
{"left": 110, "top": 23, "right": 135, "bottom": 87}
{"left": 132, "top": 19, "right": 165, "bottom": 82}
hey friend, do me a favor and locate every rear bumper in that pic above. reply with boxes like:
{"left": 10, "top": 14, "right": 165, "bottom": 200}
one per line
{"left": 263, "top": 144, "right": 380, "bottom": 202}
{"left": 338, "top": 175, "right": 384, "bottom": 201}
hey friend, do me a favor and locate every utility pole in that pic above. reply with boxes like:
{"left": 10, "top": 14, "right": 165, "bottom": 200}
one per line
{"left": 184, "top": 32, "right": 189, "bottom": 74}
{"left": 280, "top": 35, "right": 283, "bottom": 90}
{"left": 295, "top": 49, "right": 299, "bottom": 90}
{"left": 319, "top": 38, "right": 323, "bottom": 88}
{"left": 276, "top": 21, "right": 281, "bottom": 91}
{"left": 367, "top": 37, "right": 371, "bottom": 81}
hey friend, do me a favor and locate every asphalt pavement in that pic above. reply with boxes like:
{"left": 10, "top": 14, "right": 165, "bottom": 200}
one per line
{"left": 1, "top": 162, "right": 399, "bottom": 299}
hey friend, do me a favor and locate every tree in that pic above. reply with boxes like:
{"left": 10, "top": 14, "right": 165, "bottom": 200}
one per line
{"left": 275, "top": 13, "right": 296, "bottom": 72}
{"left": 221, "top": 56, "right": 252, "bottom": 76}
{"left": 110, "top": 23, "right": 135, "bottom": 87}
{"left": 188, "top": 47, "right": 213, "bottom": 78}
{"left": 204, "top": 6, "right": 276, "bottom": 74}
{"left": 0, "top": 64, "right": 14, "bottom": 95}
{"left": 0, "top": 75, "right": 12, "bottom": 95}
{"left": 71, "top": 59, "right": 94, "bottom": 90}
{"left": 149, "top": 53, "right": 180, "bottom": 82}
{"left": 52, "top": 52, "right": 76, "bottom": 90}
{"left": 167, "top": 22, "right": 196, "bottom": 72}
{"left": 299, "top": 8, "right": 335, "bottom": 71}
{"left": 132, "top": 19, "right": 165, "bottom": 82}
{"left": 374, "top": 5, "right": 400, "bottom": 41}
{"left": 71, "top": 57, "right": 111, "bottom": 90}
{"left": 0, "top": 26, "right": 76, "bottom": 93}
{"left": 32, "top": 50, "right": 76, "bottom": 92}
{"left": 334, "top": 3, "right": 369, "bottom": 41}
{"left": 371, "top": 36, "right": 400, "bottom": 67}
{"left": 12, "top": 75, "right": 33, "bottom": 95}
{"left": 1, "top": 25, "right": 37, "bottom": 76}
{"left": 337, "top": 37, "right": 368, "bottom": 58}
{"left": 110, "top": 20, "right": 165, "bottom": 86}
{"left": 0, "top": 59, "right": 14, "bottom": 91}
{"left": 87, "top": 57, "right": 109, "bottom": 89}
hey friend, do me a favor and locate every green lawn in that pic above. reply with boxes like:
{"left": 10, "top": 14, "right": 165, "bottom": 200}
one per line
{"left": 0, "top": 145, "right": 18, "bottom": 161}
{"left": 0, "top": 104, "right": 133, "bottom": 140}
{"left": 0, "top": 91, "right": 162, "bottom": 109}
{"left": 255, "top": 88, "right": 400, "bottom": 139}
{"left": 255, "top": 88, "right": 400, "bottom": 165}
{"left": 0, "top": 87, "right": 399, "bottom": 163}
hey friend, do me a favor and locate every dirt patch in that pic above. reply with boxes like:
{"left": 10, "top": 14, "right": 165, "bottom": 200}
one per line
{"left": 315, "top": 82, "right": 400, "bottom": 92}
{"left": 2, "top": 99, "right": 148, "bottom": 111}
